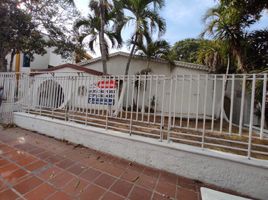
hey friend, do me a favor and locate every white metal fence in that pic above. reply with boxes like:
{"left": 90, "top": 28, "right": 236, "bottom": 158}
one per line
{"left": 1, "top": 72, "right": 267, "bottom": 159}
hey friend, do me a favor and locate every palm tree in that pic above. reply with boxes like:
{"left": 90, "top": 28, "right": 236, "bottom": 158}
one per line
{"left": 197, "top": 40, "right": 228, "bottom": 73}
{"left": 201, "top": 4, "right": 248, "bottom": 72}
{"left": 118, "top": 0, "right": 166, "bottom": 75}
{"left": 113, "top": 0, "right": 166, "bottom": 116}
{"left": 75, "top": 0, "right": 124, "bottom": 74}
{"left": 136, "top": 40, "right": 170, "bottom": 70}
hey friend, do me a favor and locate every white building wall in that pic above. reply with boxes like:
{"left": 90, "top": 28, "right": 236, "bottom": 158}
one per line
{"left": 82, "top": 56, "right": 217, "bottom": 118}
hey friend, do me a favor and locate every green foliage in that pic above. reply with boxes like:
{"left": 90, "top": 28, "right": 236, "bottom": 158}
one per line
{"left": 172, "top": 39, "right": 203, "bottom": 63}
{"left": 245, "top": 29, "right": 268, "bottom": 72}
{"left": 0, "top": 0, "right": 82, "bottom": 71}
{"left": 201, "top": 0, "right": 268, "bottom": 72}
{"left": 117, "top": 0, "right": 166, "bottom": 75}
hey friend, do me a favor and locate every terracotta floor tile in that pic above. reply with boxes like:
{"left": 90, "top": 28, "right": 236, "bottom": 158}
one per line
{"left": 36, "top": 151, "right": 54, "bottom": 160}
{"left": 0, "top": 159, "right": 10, "bottom": 167}
{"left": 121, "top": 169, "right": 141, "bottom": 182}
{"left": 80, "top": 168, "right": 101, "bottom": 182}
{"left": 25, "top": 160, "right": 47, "bottom": 172}
{"left": 155, "top": 181, "right": 176, "bottom": 198}
{"left": 16, "top": 156, "right": 37, "bottom": 167}
{"left": 0, "top": 180, "right": 8, "bottom": 192}
{"left": 3, "top": 169, "right": 29, "bottom": 185}
{"left": 177, "top": 188, "right": 198, "bottom": 200}
{"left": 0, "top": 163, "right": 19, "bottom": 178}
{"left": 29, "top": 147, "right": 45, "bottom": 155}
{"left": 143, "top": 167, "right": 160, "bottom": 178}
{"left": 13, "top": 176, "right": 43, "bottom": 194}
{"left": 79, "top": 184, "right": 106, "bottom": 200}
{"left": 49, "top": 171, "right": 75, "bottom": 189}
{"left": 56, "top": 159, "right": 75, "bottom": 169}
{"left": 152, "top": 192, "right": 170, "bottom": 200}
{"left": 110, "top": 179, "right": 133, "bottom": 197}
{"left": 177, "top": 176, "right": 198, "bottom": 191}
{"left": 159, "top": 171, "right": 177, "bottom": 185}
{"left": 24, "top": 183, "right": 56, "bottom": 200}
{"left": 101, "top": 191, "right": 124, "bottom": 200}
{"left": 128, "top": 162, "right": 145, "bottom": 173}
{"left": 129, "top": 186, "right": 152, "bottom": 200}
{"left": 46, "top": 191, "right": 73, "bottom": 200}
{"left": 0, "top": 189, "right": 19, "bottom": 200}
{"left": 45, "top": 154, "right": 64, "bottom": 164}
{"left": 66, "top": 163, "right": 88, "bottom": 176}
{"left": 62, "top": 177, "right": 89, "bottom": 196}
{"left": 101, "top": 165, "right": 124, "bottom": 177}
{"left": 37, "top": 166, "right": 62, "bottom": 181}
{"left": 94, "top": 173, "right": 116, "bottom": 189}
{"left": 136, "top": 174, "right": 157, "bottom": 190}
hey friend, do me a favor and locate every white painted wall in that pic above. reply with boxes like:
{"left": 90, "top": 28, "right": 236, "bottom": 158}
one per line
{"left": 81, "top": 55, "right": 219, "bottom": 117}
{"left": 14, "top": 112, "right": 268, "bottom": 200}
{"left": 5, "top": 47, "right": 74, "bottom": 72}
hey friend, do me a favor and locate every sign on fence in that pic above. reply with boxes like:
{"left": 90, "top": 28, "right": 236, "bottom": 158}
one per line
{"left": 88, "top": 80, "right": 117, "bottom": 105}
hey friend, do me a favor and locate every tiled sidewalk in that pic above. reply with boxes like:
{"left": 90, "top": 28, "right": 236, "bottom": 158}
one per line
{"left": 0, "top": 128, "right": 250, "bottom": 200}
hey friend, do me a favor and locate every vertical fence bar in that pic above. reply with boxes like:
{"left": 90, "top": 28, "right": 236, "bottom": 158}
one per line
{"left": 160, "top": 78, "right": 166, "bottom": 142}
{"left": 180, "top": 75, "right": 185, "bottom": 127}
{"left": 211, "top": 75, "right": 217, "bottom": 131}
{"left": 141, "top": 75, "right": 146, "bottom": 122}
{"left": 202, "top": 75, "right": 208, "bottom": 149}
{"left": 173, "top": 76, "right": 178, "bottom": 127}
{"left": 195, "top": 75, "right": 200, "bottom": 130}
{"left": 147, "top": 75, "right": 153, "bottom": 123}
{"left": 239, "top": 75, "right": 246, "bottom": 136}
{"left": 228, "top": 74, "right": 235, "bottom": 134}
{"left": 136, "top": 75, "right": 141, "bottom": 121}
{"left": 167, "top": 78, "right": 173, "bottom": 142}
{"left": 153, "top": 76, "right": 159, "bottom": 124}
{"left": 187, "top": 75, "right": 192, "bottom": 128}
{"left": 120, "top": 76, "right": 124, "bottom": 118}
{"left": 130, "top": 75, "right": 135, "bottom": 135}
{"left": 260, "top": 74, "right": 267, "bottom": 139}
{"left": 248, "top": 75, "right": 256, "bottom": 159}
{"left": 125, "top": 76, "right": 130, "bottom": 120}
{"left": 220, "top": 74, "right": 225, "bottom": 133}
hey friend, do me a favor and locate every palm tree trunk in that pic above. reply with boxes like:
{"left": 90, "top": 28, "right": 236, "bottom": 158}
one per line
{"left": 124, "top": 35, "right": 138, "bottom": 75}
{"left": 99, "top": 0, "right": 108, "bottom": 74}
{"left": 9, "top": 49, "right": 16, "bottom": 72}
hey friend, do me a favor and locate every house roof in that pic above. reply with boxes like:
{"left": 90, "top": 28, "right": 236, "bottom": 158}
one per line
{"left": 31, "top": 63, "right": 107, "bottom": 76}
{"left": 78, "top": 51, "right": 210, "bottom": 72}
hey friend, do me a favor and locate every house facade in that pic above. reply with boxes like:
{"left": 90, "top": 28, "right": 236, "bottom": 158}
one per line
{"left": 5, "top": 47, "right": 92, "bottom": 73}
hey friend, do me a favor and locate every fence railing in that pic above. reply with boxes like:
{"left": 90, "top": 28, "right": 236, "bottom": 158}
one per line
{"left": 0, "top": 72, "right": 267, "bottom": 159}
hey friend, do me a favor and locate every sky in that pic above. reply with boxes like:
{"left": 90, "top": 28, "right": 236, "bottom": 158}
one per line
{"left": 74, "top": 0, "right": 268, "bottom": 57}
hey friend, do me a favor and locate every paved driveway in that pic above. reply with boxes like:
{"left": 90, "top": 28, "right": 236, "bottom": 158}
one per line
{"left": 0, "top": 127, "right": 251, "bottom": 200}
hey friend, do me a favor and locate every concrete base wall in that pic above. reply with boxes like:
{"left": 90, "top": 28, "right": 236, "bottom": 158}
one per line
{"left": 14, "top": 112, "right": 268, "bottom": 200}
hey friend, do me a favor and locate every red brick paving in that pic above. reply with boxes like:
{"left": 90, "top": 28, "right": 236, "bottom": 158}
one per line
{"left": 0, "top": 127, "right": 255, "bottom": 200}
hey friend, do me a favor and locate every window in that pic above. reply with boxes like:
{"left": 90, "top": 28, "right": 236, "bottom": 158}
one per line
{"left": 23, "top": 54, "right": 30, "bottom": 68}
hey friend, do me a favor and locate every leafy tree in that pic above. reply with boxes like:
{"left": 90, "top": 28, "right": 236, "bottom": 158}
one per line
{"left": 136, "top": 40, "right": 171, "bottom": 70}
{"left": 245, "top": 29, "right": 268, "bottom": 72}
{"left": 0, "top": 0, "right": 46, "bottom": 71}
{"left": 201, "top": 3, "right": 250, "bottom": 72}
{"left": 75, "top": 0, "right": 124, "bottom": 74}
{"left": 172, "top": 39, "right": 203, "bottom": 63}
{"left": 118, "top": 0, "right": 166, "bottom": 75}
{"left": 197, "top": 40, "right": 231, "bottom": 73}
{"left": 0, "top": 0, "right": 81, "bottom": 72}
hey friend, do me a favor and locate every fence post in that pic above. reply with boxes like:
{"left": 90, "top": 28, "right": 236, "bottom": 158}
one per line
{"left": 239, "top": 75, "right": 246, "bottom": 136}
{"left": 202, "top": 75, "right": 208, "bottom": 149}
{"left": 260, "top": 74, "right": 267, "bottom": 139}
{"left": 167, "top": 77, "right": 173, "bottom": 143}
{"left": 248, "top": 74, "right": 256, "bottom": 159}
{"left": 160, "top": 78, "right": 166, "bottom": 142}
